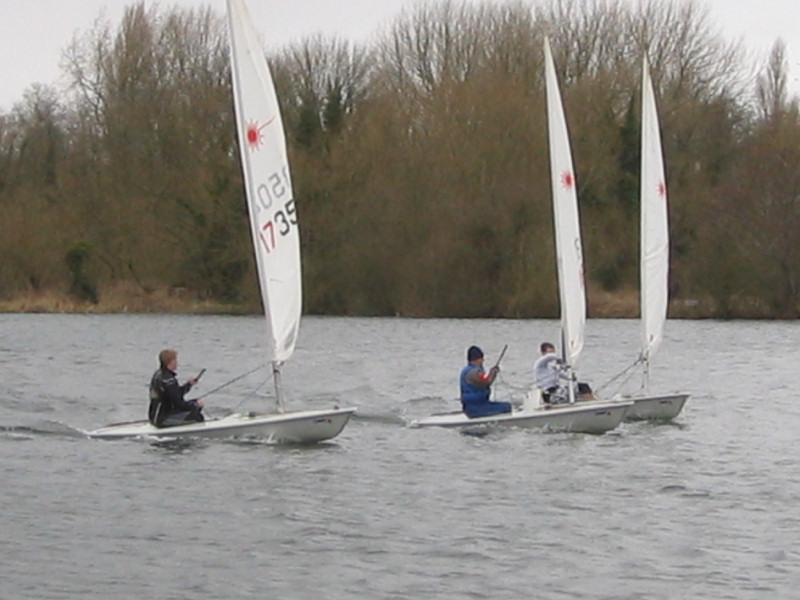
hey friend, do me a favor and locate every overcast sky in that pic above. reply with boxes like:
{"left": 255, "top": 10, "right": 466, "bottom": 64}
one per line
{"left": 1, "top": 0, "right": 797, "bottom": 111}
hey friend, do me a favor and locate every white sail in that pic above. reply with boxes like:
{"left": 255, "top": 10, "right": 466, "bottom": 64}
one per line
{"left": 227, "top": 0, "right": 301, "bottom": 365}
{"left": 544, "top": 38, "right": 586, "bottom": 368}
{"left": 640, "top": 56, "right": 669, "bottom": 367}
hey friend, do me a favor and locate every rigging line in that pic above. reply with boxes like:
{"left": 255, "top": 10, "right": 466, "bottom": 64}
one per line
{"left": 613, "top": 366, "right": 641, "bottom": 397}
{"left": 491, "top": 371, "right": 505, "bottom": 399}
{"left": 491, "top": 371, "right": 516, "bottom": 404}
{"left": 595, "top": 358, "right": 642, "bottom": 395}
{"left": 193, "top": 364, "right": 265, "bottom": 401}
{"left": 229, "top": 372, "right": 275, "bottom": 413}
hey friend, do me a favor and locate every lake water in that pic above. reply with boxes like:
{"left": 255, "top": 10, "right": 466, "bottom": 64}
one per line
{"left": 1, "top": 314, "right": 799, "bottom": 599}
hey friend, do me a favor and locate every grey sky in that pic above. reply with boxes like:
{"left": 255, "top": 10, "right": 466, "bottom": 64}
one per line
{"left": 0, "top": 0, "right": 797, "bottom": 111}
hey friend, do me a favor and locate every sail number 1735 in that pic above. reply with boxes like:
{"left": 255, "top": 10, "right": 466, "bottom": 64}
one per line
{"left": 254, "top": 167, "right": 298, "bottom": 254}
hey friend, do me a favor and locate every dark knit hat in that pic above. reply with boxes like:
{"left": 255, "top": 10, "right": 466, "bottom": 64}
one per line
{"left": 467, "top": 345, "right": 484, "bottom": 361}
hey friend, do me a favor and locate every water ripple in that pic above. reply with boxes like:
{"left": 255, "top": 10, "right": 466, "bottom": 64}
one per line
{"left": 1, "top": 315, "right": 800, "bottom": 599}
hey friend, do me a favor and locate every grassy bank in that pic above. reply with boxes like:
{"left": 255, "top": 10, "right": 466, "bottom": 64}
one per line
{"left": 0, "top": 283, "right": 251, "bottom": 315}
{"left": 0, "top": 283, "right": 719, "bottom": 319}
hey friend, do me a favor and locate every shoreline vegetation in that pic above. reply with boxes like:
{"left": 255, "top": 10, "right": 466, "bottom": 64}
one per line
{"left": 0, "top": 283, "right": 724, "bottom": 319}
{"left": 0, "top": 284, "right": 250, "bottom": 316}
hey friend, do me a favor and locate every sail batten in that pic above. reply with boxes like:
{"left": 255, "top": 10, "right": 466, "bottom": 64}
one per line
{"left": 544, "top": 38, "right": 586, "bottom": 369}
{"left": 227, "top": 0, "right": 302, "bottom": 364}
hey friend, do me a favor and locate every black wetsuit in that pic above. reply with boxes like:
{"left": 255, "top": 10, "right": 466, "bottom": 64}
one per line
{"left": 148, "top": 368, "right": 204, "bottom": 427}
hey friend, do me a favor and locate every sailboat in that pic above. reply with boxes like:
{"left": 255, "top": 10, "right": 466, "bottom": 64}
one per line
{"left": 411, "top": 39, "right": 630, "bottom": 434}
{"left": 618, "top": 56, "right": 689, "bottom": 421}
{"left": 89, "top": 0, "right": 356, "bottom": 442}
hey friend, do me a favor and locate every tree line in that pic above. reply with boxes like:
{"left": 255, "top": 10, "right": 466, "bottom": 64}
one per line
{"left": 1, "top": 0, "right": 799, "bottom": 318}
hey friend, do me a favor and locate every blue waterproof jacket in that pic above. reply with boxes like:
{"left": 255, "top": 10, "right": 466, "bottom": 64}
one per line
{"left": 460, "top": 363, "right": 512, "bottom": 418}
{"left": 460, "top": 364, "right": 490, "bottom": 403}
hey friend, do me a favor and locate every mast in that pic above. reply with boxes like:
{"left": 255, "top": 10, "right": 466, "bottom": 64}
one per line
{"left": 560, "top": 326, "right": 576, "bottom": 403}
{"left": 272, "top": 362, "right": 285, "bottom": 413}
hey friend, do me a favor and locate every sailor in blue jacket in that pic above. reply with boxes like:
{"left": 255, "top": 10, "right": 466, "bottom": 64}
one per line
{"left": 460, "top": 346, "right": 512, "bottom": 418}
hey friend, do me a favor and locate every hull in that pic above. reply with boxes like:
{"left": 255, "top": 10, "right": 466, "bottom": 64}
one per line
{"left": 622, "top": 393, "right": 689, "bottom": 421}
{"left": 411, "top": 400, "right": 632, "bottom": 435}
{"left": 88, "top": 407, "right": 356, "bottom": 443}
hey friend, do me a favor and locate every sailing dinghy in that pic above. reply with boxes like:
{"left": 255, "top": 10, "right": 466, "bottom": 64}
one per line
{"left": 412, "top": 39, "right": 630, "bottom": 434}
{"left": 90, "top": 0, "right": 355, "bottom": 443}
{"left": 410, "top": 400, "right": 630, "bottom": 435}
{"left": 616, "top": 56, "right": 689, "bottom": 421}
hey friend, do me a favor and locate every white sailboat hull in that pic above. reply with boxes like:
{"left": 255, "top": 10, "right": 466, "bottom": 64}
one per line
{"left": 411, "top": 400, "right": 632, "bottom": 435}
{"left": 88, "top": 407, "right": 356, "bottom": 443}
{"left": 621, "top": 393, "right": 689, "bottom": 421}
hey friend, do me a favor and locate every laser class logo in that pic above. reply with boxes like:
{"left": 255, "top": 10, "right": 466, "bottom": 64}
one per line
{"left": 245, "top": 116, "right": 276, "bottom": 151}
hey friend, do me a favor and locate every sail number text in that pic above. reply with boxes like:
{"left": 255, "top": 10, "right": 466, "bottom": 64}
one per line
{"left": 253, "top": 166, "right": 297, "bottom": 253}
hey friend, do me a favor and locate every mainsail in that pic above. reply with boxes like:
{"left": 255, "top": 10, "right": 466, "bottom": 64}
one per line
{"left": 227, "top": 0, "right": 302, "bottom": 366}
{"left": 639, "top": 56, "right": 669, "bottom": 377}
{"left": 543, "top": 38, "right": 586, "bottom": 369}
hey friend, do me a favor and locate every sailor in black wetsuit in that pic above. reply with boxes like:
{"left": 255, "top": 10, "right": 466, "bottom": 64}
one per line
{"left": 148, "top": 349, "right": 204, "bottom": 427}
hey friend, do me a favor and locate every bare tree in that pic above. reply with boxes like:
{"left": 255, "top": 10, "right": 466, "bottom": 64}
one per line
{"left": 756, "top": 39, "right": 795, "bottom": 122}
{"left": 273, "top": 35, "right": 373, "bottom": 147}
